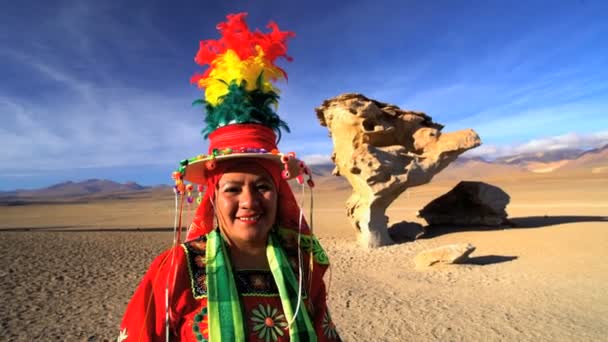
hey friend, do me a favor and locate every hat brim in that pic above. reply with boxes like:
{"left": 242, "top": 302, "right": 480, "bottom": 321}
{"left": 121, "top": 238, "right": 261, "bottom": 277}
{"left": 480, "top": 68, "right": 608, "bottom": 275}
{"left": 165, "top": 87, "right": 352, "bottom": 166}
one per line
{"left": 183, "top": 153, "right": 304, "bottom": 185}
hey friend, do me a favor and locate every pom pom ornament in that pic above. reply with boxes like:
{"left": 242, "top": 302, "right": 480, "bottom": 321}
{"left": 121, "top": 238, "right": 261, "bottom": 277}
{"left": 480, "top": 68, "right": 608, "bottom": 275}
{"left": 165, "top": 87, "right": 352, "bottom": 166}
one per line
{"left": 173, "top": 13, "right": 314, "bottom": 189}
{"left": 206, "top": 160, "right": 217, "bottom": 170}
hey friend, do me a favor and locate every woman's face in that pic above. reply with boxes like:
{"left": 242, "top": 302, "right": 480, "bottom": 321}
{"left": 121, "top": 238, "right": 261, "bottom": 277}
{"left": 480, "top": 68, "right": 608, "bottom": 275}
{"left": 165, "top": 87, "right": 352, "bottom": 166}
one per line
{"left": 215, "top": 163, "right": 278, "bottom": 247}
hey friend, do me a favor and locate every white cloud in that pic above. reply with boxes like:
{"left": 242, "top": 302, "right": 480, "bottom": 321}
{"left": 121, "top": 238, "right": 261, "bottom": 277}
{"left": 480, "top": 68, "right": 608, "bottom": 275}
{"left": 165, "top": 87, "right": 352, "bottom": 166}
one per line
{"left": 0, "top": 19, "right": 204, "bottom": 172}
{"left": 302, "top": 154, "right": 332, "bottom": 165}
{"left": 0, "top": 85, "right": 203, "bottom": 171}
{"left": 0, "top": 47, "right": 95, "bottom": 102}
{"left": 516, "top": 131, "right": 608, "bottom": 153}
{"left": 463, "top": 131, "right": 608, "bottom": 158}
{"left": 446, "top": 96, "right": 608, "bottom": 144}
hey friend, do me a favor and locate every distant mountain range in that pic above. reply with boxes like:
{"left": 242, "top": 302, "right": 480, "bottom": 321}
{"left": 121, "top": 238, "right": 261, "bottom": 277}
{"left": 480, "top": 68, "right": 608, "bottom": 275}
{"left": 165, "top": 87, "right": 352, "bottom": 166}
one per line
{"left": 299, "top": 144, "right": 607, "bottom": 184}
{"left": 486, "top": 144, "right": 607, "bottom": 173}
{"left": 0, "top": 179, "right": 169, "bottom": 204}
{"left": 304, "top": 144, "right": 608, "bottom": 179}
{"left": 492, "top": 149, "right": 584, "bottom": 165}
{"left": 437, "top": 144, "right": 607, "bottom": 179}
{"left": 1, "top": 145, "right": 605, "bottom": 202}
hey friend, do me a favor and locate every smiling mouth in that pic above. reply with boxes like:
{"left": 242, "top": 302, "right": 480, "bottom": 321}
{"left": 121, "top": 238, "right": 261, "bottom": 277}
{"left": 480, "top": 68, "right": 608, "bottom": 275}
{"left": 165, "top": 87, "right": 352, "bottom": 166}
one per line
{"left": 238, "top": 215, "right": 261, "bottom": 222}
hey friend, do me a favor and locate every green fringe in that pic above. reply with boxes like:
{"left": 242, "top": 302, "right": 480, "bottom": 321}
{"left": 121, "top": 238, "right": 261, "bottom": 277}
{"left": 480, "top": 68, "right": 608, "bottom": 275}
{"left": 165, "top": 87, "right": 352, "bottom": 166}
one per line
{"left": 194, "top": 73, "right": 290, "bottom": 142}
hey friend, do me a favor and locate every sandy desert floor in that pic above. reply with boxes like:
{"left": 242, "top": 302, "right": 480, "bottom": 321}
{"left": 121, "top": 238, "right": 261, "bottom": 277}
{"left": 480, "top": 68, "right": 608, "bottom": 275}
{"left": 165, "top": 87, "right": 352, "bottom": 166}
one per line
{"left": 1, "top": 172, "right": 607, "bottom": 341}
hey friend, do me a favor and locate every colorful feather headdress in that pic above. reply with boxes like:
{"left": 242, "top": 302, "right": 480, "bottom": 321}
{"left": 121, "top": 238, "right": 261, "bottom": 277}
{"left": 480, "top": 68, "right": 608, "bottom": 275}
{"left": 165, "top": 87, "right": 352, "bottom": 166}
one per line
{"left": 173, "top": 13, "right": 313, "bottom": 189}
{"left": 190, "top": 12, "right": 294, "bottom": 140}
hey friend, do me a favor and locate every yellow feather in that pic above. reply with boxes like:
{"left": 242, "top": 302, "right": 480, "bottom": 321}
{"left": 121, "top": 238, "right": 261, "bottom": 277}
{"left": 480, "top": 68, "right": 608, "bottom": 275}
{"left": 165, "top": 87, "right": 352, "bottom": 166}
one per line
{"left": 200, "top": 47, "right": 285, "bottom": 106}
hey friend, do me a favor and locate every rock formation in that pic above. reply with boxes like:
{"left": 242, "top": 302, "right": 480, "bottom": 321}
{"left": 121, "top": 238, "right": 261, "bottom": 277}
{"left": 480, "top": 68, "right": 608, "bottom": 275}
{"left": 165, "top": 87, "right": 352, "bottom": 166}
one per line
{"left": 414, "top": 243, "right": 476, "bottom": 268}
{"left": 419, "top": 181, "right": 510, "bottom": 227}
{"left": 315, "top": 93, "right": 481, "bottom": 248}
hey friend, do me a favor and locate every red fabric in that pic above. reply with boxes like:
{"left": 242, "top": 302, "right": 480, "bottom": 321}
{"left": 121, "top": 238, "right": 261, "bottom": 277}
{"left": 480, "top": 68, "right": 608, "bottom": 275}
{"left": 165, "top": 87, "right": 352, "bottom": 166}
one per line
{"left": 118, "top": 248, "right": 194, "bottom": 341}
{"left": 186, "top": 156, "right": 310, "bottom": 241}
{"left": 118, "top": 242, "right": 339, "bottom": 341}
{"left": 207, "top": 124, "right": 278, "bottom": 153}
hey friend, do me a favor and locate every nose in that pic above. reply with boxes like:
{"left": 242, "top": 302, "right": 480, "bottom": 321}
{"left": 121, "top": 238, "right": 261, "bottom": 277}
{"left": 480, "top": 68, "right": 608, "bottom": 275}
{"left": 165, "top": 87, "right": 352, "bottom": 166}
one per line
{"left": 239, "top": 186, "right": 261, "bottom": 210}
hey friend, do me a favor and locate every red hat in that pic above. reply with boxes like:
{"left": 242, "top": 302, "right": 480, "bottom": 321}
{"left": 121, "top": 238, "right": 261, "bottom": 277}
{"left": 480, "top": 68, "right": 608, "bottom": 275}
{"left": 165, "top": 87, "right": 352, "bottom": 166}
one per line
{"left": 172, "top": 12, "right": 310, "bottom": 186}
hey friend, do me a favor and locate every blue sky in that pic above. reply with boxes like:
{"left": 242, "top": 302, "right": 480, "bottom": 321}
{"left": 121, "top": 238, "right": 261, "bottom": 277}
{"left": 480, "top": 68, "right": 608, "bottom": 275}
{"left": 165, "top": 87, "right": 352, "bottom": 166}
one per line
{"left": 1, "top": 0, "right": 607, "bottom": 190}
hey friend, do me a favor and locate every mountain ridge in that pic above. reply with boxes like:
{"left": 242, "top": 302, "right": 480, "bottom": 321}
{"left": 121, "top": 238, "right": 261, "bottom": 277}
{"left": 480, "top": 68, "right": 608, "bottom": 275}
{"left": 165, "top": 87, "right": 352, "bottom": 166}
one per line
{"left": 2, "top": 145, "right": 606, "bottom": 200}
{"left": 0, "top": 179, "right": 150, "bottom": 200}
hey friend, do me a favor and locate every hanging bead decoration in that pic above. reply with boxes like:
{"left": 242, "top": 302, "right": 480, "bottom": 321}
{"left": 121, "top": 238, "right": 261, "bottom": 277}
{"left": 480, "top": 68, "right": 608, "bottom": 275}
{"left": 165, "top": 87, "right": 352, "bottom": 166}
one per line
{"left": 197, "top": 184, "right": 204, "bottom": 204}
{"left": 296, "top": 160, "right": 306, "bottom": 184}
{"left": 174, "top": 149, "right": 317, "bottom": 188}
{"left": 176, "top": 147, "right": 304, "bottom": 176}
{"left": 186, "top": 184, "right": 194, "bottom": 204}
{"left": 296, "top": 174, "right": 304, "bottom": 185}
{"left": 279, "top": 153, "right": 290, "bottom": 179}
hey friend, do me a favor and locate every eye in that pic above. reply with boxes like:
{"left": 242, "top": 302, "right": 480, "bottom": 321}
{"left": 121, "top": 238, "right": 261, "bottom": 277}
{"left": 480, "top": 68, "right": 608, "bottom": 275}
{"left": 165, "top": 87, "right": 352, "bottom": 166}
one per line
{"left": 222, "top": 186, "right": 240, "bottom": 193}
{"left": 256, "top": 183, "right": 273, "bottom": 192}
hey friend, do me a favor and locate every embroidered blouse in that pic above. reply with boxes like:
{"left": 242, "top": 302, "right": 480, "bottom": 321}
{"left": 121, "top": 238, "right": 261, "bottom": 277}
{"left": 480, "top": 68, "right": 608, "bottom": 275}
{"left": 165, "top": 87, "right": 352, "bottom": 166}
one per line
{"left": 118, "top": 230, "right": 341, "bottom": 341}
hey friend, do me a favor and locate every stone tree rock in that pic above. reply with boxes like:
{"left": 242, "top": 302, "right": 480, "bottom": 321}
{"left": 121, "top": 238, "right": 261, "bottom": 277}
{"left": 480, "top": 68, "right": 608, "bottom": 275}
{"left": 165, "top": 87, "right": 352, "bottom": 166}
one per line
{"left": 315, "top": 93, "right": 481, "bottom": 248}
{"left": 419, "top": 181, "right": 510, "bottom": 227}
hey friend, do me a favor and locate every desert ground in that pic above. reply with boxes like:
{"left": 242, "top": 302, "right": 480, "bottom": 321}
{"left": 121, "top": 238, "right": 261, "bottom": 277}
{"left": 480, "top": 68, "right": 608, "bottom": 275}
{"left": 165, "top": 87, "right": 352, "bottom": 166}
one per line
{"left": 1, "top": 170, "right": 607, "bottom": 341}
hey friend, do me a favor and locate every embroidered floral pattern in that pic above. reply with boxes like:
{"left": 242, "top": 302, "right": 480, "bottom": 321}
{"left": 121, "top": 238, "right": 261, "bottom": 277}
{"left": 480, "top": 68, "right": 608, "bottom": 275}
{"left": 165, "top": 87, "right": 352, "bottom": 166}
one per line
{"left": 278, "top": 230, "right": 329, "bottom": 265}
{"left": 250, "top": 304, "right": 288, "bottom": 342}
{"left": 192, "top": 307, "right": 209, "bottom": 342}
{"left": 190, "top": 239, "right": 207, "bottom": 251}
{"left": 251, "top": 274, "right": 269, "bottom": 290}
{"left": 234, "top": 270, "right": 280, "bottom": 296}
{"left": 196, "top": 274, "right": 208, "bottom": 293}
{"left": 116, "top": 328, "right": 128, "bottom": 342}
{"left": 322, "top": 310, "right": 339, "bottom": 339}
{"left": 195, "top": 255, "right": 206, "bottom": 267}
{"left": 183, "top": 236, "right": 208, "bottom": 298}
{"left": 304, "top": 235, "right": 329, "bottom": 265}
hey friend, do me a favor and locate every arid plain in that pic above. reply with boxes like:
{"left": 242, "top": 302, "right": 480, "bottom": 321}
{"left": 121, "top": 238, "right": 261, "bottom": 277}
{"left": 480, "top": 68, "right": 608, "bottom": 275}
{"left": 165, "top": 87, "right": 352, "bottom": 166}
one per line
{"left": 1, "top": 164, "right": 607, "bottom": 341}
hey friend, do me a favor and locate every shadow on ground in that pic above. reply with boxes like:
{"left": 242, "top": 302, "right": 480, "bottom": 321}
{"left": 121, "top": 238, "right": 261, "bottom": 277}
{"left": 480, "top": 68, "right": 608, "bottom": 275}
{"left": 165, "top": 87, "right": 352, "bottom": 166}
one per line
{"left": 464, "top": 255, "right": 518, "bottom": 265}
{"left": 419, "top": 215, "right": 607, "bottom": 239}
{"left": 0, "top": 227, "right": 174, "bottom": 232}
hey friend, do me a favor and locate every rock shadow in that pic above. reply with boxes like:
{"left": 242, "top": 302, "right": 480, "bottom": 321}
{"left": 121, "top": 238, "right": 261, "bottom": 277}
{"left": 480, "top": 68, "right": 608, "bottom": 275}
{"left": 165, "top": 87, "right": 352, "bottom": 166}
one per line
{"left": 420, "top": 215, "right": 607, "bottom": 239}
{"left": 464, "top": 255, "right": 518, "bottom": 265}
{"left": 0, "top": 225, "right": 81, "bottom": 232}
{"left": 0, "top": 227, "right": 174, "bottom": 233}
{"left": 388, "top": 221, "right": 425, "bottom": 243}
{"left": 509, "top": 215, "right": 607, "bottom": 228}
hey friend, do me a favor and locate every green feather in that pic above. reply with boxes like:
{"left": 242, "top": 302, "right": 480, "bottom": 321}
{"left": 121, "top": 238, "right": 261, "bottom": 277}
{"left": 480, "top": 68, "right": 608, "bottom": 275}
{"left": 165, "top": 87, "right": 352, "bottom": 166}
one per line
{"left": 199, "top": 75, "right": 290, "bottom": 140}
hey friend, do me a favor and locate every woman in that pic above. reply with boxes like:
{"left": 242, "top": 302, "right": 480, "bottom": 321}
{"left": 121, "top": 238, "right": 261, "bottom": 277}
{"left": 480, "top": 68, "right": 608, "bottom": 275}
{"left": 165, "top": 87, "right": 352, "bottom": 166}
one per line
{"left": 118, "top": 13, "right": 340, "bottom": 342}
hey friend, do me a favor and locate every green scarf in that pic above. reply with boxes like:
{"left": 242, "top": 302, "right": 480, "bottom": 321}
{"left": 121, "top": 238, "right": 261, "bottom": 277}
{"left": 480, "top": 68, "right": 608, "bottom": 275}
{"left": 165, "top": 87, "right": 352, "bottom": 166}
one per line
{"left": 206, "top": 229, "right": 317, "bottom": 341}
